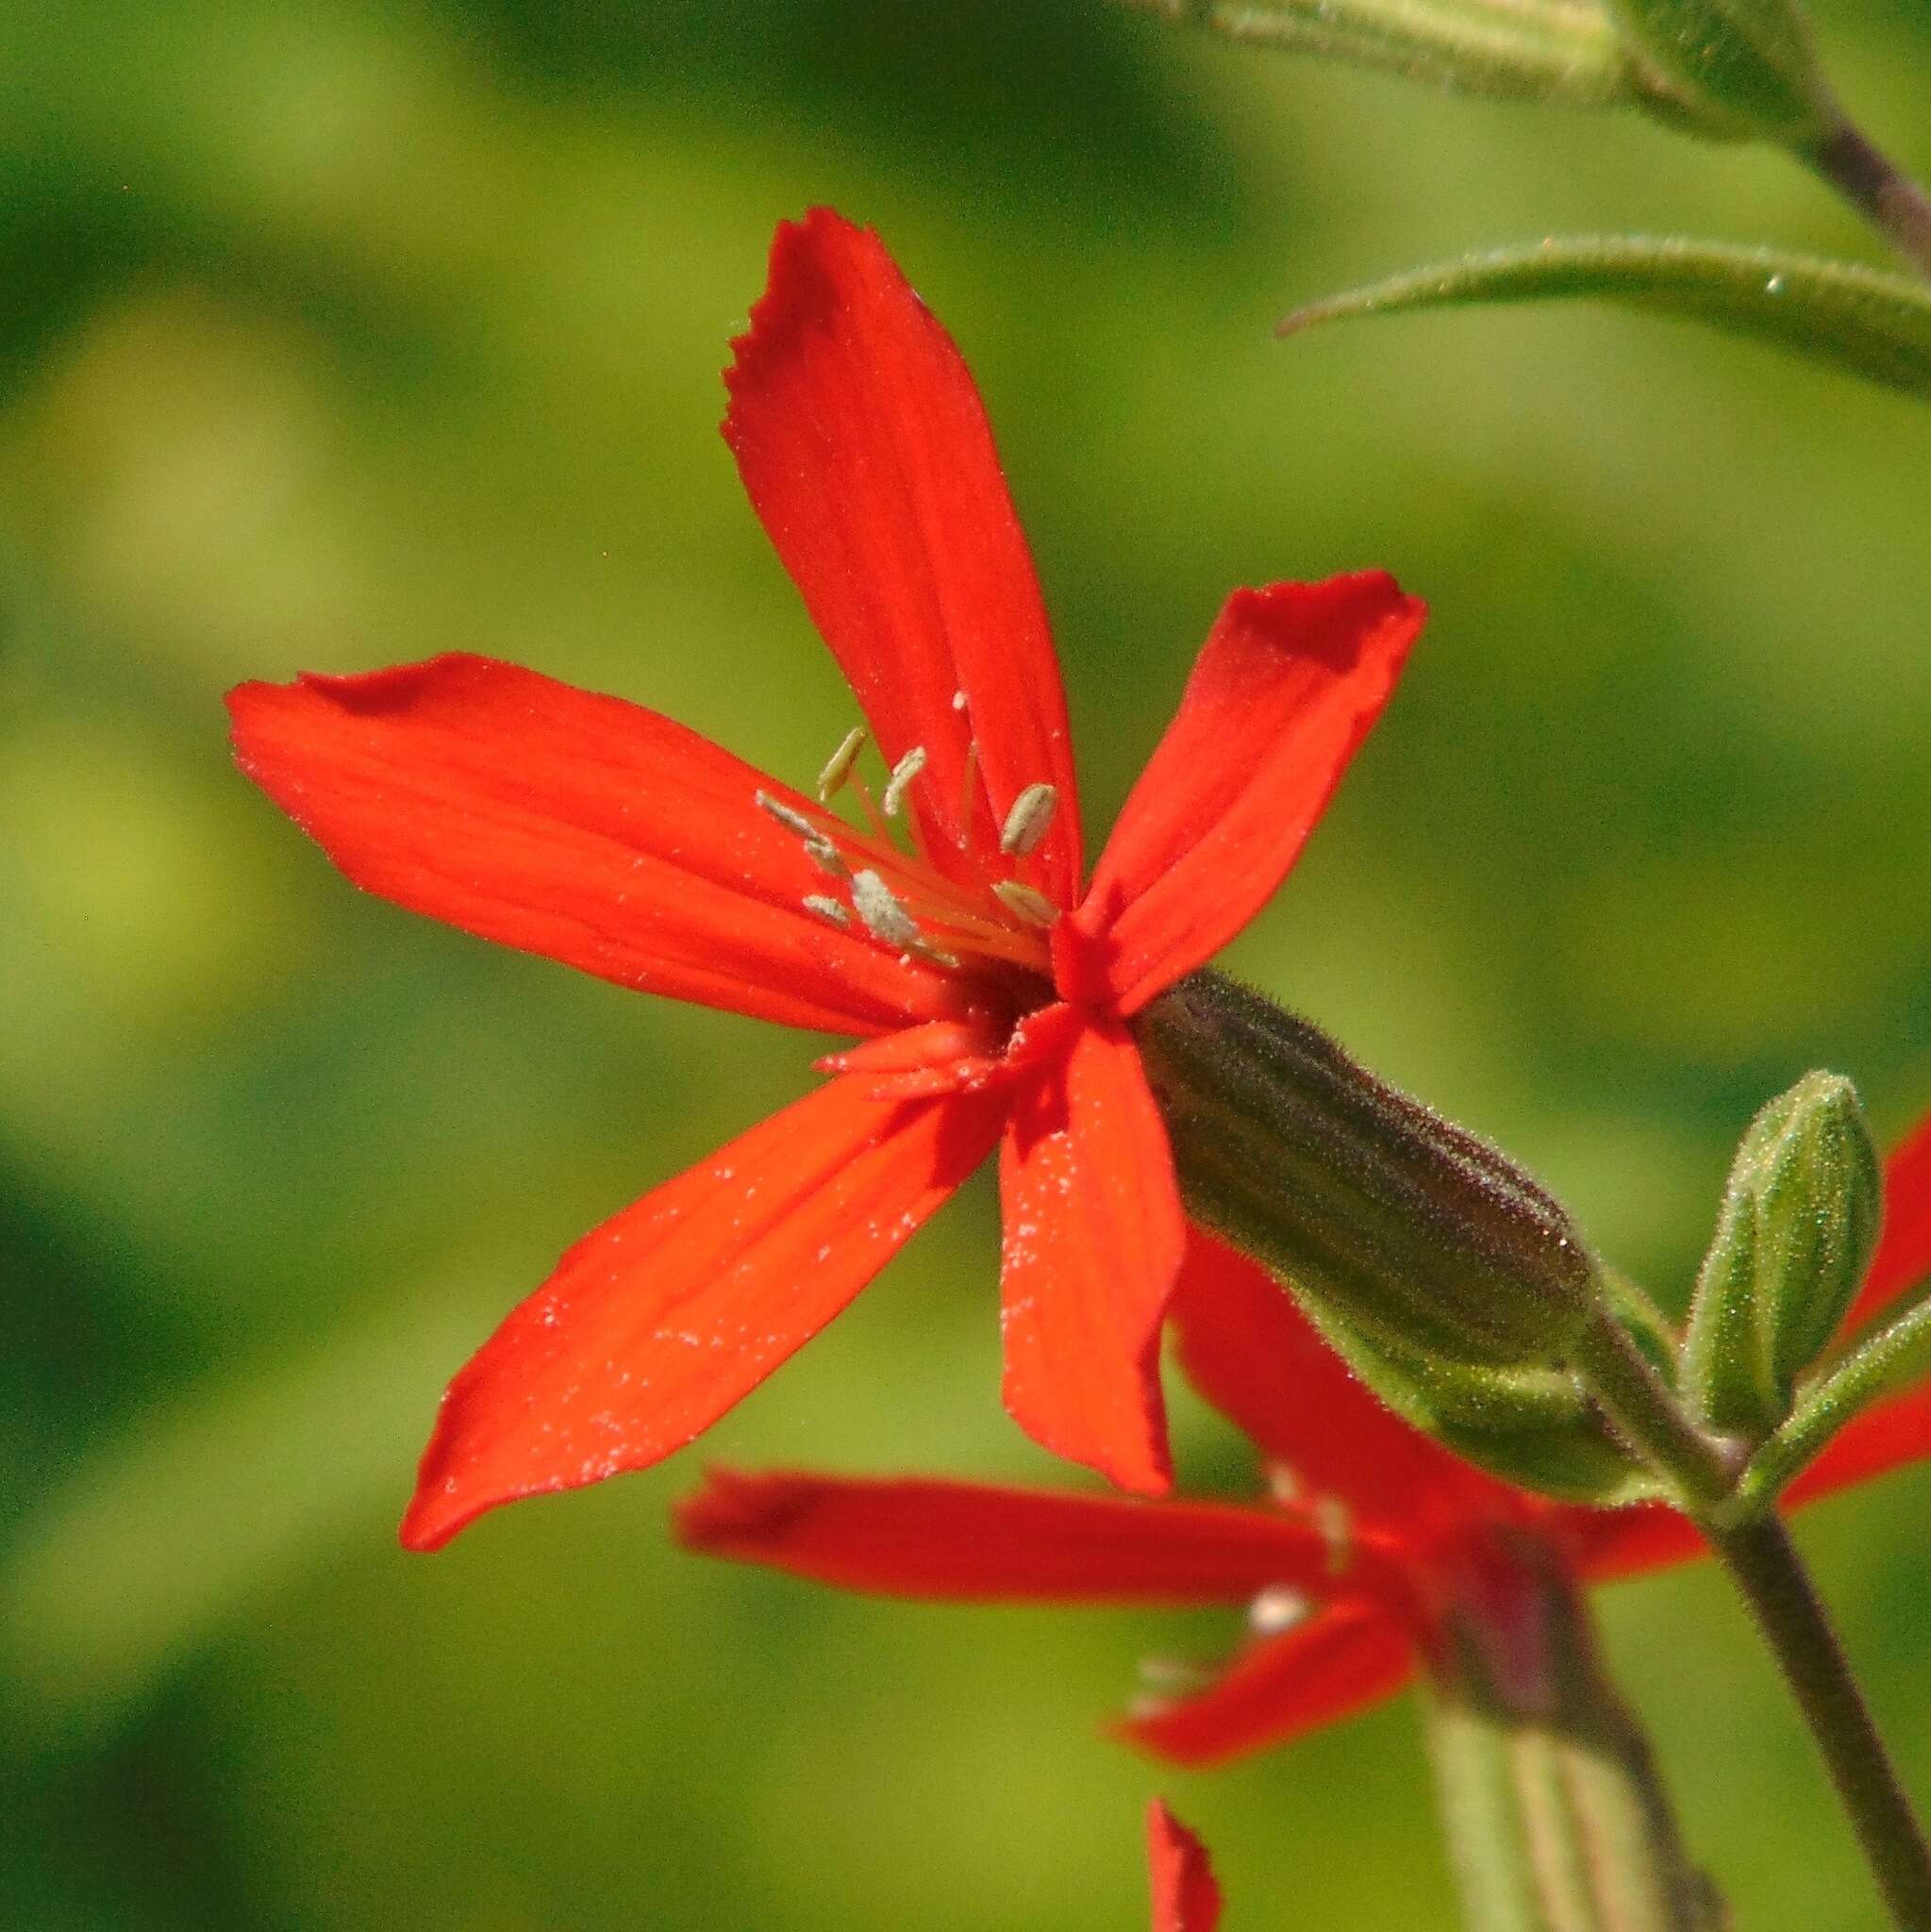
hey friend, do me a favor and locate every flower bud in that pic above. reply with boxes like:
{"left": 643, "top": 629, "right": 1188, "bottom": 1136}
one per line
{"left": 1139, "top": 974, "right": 1652, "bottom": 1503}
{"left": 1682, "top": 1071, "right": 1881, "bottom": 1438}
{"left": 1138, "top": 971, "right": 1599, "bottom": 1371}
{"left": 1604, "top": 0, "right": 1835, "bottom": 142}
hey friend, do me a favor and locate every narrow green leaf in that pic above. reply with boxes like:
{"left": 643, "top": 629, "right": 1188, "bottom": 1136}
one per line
{"left": 1279, "top": 236, "right": 1931, "bottom": 397}
{"left": 1733, "top": 1292, "right": 1931, "bottom": 1517}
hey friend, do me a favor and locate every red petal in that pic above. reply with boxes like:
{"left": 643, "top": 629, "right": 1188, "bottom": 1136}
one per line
{"left": 1563, "top": 1501, "right": 1707, "bottom": 1586}
{"left": 1783, "top": 1383, "right": 1931, "bottom": 1511}
{"left": 998, "top": 1014, "right": 1185, "bottom": 1493}
{"left": 400, "top": 1074, "right": 1005, "bottom": 1550}
{"left": 1146, "top": 1803, "right": 1223, "bottom": 1932}
{"left": 724, "top": 209, "right": 1082, "bottom": 904}
{"left": 1842, "top": 1111, "right": 1931, "bottom": 1332}
{"left": 1074, "top": 575, "right": 1424, "bottom": 1014}
{"left": 1123, "top": 1604, "right": 1413, "bottom": 1766}
{"left": 228, "top": 655, "right": 956, "bottom": 1037}
{"left": 1171, "top": 1227, "right": 1502, "bottom": 1534}
{"left": 675, "top": 1467, "right": 1334, "bottom": 1602}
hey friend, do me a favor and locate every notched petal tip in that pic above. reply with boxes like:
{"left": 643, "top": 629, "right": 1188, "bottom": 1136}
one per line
{"left": 672, "top": 1464, "right": 808, "bottom": 1552}
{"left": 1223, "top": 572, "right": 1427, "bottom": 670}
{"left": 721, "top": 206, "right": 876, "bottom": 417}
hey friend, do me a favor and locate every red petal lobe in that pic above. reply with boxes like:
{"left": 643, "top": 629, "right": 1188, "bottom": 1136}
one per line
{"left": 1124, "top": 1603, "right": 1413, "bottom": 1766}
{"left": 401, "top": 1074, "right": 1004, "bottom": 1550}
{"left": 1171, "top": 1226, "right": 1504, "bottom": 1534}
{"left": 675, "top": 1467, "right": 1334, "bottom": 1602}
{"left": 724, "top": 209, "right": 1082, "bottom": 903}
{"left": 228, "top": 655, "right": 953, "bottom": 1036}
{"left": 1564, "top": 1502, "right": 1707, "bottom": 1586}
{"left": 1146, "top": 1803, "right": 1224, "bottom": 1932}
{"left": 1843, "top": 1110, "right": 1931, "bottom": 1332}
{"left": 999, "top": 1014, "right": 1185, "bottom": 1493}
{"left": 1075, "top": 575, "right": 1424, "bottom": 1014}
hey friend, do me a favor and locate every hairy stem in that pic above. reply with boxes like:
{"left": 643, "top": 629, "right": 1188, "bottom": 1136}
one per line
{"left": 1806, "top": 120, "right": 1931, "bottom": 282}
{"left": 1709, "top": 1516, "right": 1931, "bottom": 1931}
{"left": 1421, "top": 1541, "right": 1723, "bottom": 1931}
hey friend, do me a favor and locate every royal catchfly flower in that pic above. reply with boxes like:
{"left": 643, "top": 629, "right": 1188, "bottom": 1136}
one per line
{"left": 677, "top": 1119, "right": 1931, "bottom": 1764}
{"left": 1147, "top": 1802, "right": 1222, "bottom": 1931}
{"left": 225, "top": 209, "right": 1426, "bottom": 1548}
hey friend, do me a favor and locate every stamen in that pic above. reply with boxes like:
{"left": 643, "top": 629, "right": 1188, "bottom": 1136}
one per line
{"left": 802, "top": 894, "right": 851, "bottom": 928}
{"left": 816, "top": 726, "right": 868, "bottom": 802}
{"left": 950, "top": 689, "right": 967, "bottom": 712}
{"left": 906, "top": 935, "right": 961, "bottom": 971}
{"left": 1248, "top": 1586, "right": 1311, "bottom": 1637}
{"left": 805, "top": 837, "right": 849, "bottom": 880}
{"left": 991, "top": 879, "right": 1058, "bottom": 929}
{"left": 850, "top": 870, "right": 922, "bottom": 949}
{"left": 957, "top": 739, "right": 979, "bottom": 847}
{"left": 756, "top": 790, "right": 819, "bottom": 840}
{"left": 1315, "top": 1494, "right": 1354, "bottom": 1575}
{"left": 999, "top": 782, "right": 1057, "bottom": 858}
{"left": 882, "top": 745, "right": 927, "bottom": 819}
{"left": 849, "top": 772, "right": 891, "bottom": 843}
{"left": 1136, "top": 1656, "right": 1215, "bottom": 1692}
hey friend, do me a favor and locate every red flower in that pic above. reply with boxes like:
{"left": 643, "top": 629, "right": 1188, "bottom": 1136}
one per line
{"left": 677, "top": 1119, "right": 1931, "bottom": 1766}
{"left": 226, "top": 209, "right": 1426, "bottom": 1549}
{"left": 1147, "top": 1802, "right": 1222, "bottom": 1931}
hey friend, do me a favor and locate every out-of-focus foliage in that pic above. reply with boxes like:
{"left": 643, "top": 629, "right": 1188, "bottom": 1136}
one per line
{"left": 2, "top": 1, "right": 1928, "bottom": 1926}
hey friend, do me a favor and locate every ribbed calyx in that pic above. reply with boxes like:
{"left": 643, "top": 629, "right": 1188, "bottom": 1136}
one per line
{"left": 1138, "top": 972, "right": 1649, "bottom": 1503}
{"left": 1140, "top": 970, "right": 1595, "bottom": 1364}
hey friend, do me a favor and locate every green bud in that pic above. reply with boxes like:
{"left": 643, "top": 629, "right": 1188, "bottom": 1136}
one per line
{"left": 1603, "top": 0, "right": 1835, "bottom": 142}
{"left": 1138, "top": 973, "right": 1654, "bottom": 1504}
{"left": 1137, "top": 971, "right": 1599, "bottom": 1372}
{"left": 1681, "top": 1072, "right": 1881, "bottom": 1439}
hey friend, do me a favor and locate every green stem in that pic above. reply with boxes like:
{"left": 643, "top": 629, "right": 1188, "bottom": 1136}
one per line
{"left": 1806, "top": 120, "right": 1931, "bottom": 283}
{"left": 1421, "top": 1541, "right": 1723, "bottom": 1931}
{"left": 1708, "top": 1516, "right": 1931, "bottom": 1931}
{"left": 1570, "top": 1306, "right": 1737, "bottom": 1511}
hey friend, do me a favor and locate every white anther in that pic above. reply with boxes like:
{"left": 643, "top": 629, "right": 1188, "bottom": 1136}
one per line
{"left": 850, "top": 870, "right": 922, "bottom": 948}
{"left": 999, "top": 782, "right": 1057, "bottom": 857}
{"left": 816, "top": 726, "right": 868, "bottom": 802}
{"left": 950, "top": 689, "right": 967, "bottom": 712}
{"left": 803, "top": 894, "right": 851, "bottom": 928}
{"left": 1264, "top": 1462, "right": 1303, "bottom": 1508}
{"left": 1248, "top": 1586, "right": 1311, "bottom": 1637}
{"left": 1315, "top": 1494, "right": 1354, "bottom": 1575}
{"left": 1136, "top": 1656, "right": 1213, "bottom": 1692}
{"left": 756, "top": 790, "right": 819, "bottom": 840}
{"left": 881, "top": 745, "right": 927, "bottom": 819}
{"left": 805, "top": 835, "right": 849, "bottom": 880}
{"left": 991, "top": 879, "right": 1059, "bottom": 929}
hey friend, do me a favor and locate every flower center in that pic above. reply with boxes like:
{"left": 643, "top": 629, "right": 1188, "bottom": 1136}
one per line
{"left": 756, "top": 723, "right": 1061, "bottom": 983}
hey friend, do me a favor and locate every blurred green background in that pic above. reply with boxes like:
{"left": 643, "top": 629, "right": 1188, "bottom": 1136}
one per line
{"left": 4, "top": 0, "right": 1930, "bottom": 1924}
